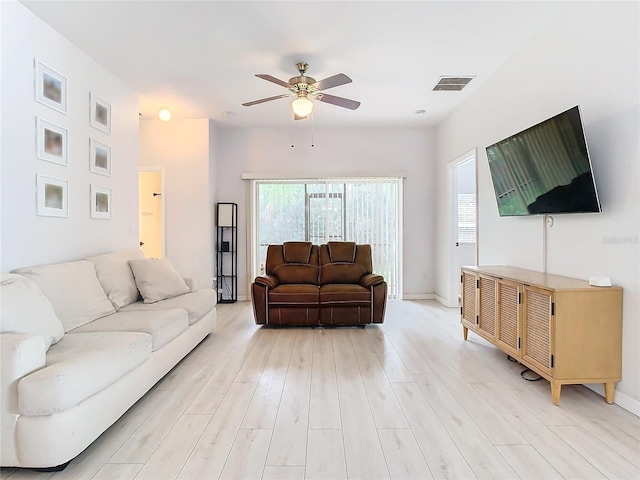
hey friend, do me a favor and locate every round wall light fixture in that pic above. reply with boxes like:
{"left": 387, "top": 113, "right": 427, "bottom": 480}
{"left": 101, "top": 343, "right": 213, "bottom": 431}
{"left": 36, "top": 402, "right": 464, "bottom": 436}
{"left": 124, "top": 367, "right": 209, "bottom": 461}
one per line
{"left": 158, "top": 108, "right": 172, "bottom": 122}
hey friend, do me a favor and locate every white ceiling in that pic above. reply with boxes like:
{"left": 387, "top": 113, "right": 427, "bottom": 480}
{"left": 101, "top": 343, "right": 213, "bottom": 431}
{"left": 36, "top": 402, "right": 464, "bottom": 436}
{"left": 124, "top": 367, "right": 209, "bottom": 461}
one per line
{"left": 22, "top": 1, "right": 574, "bottom": 128}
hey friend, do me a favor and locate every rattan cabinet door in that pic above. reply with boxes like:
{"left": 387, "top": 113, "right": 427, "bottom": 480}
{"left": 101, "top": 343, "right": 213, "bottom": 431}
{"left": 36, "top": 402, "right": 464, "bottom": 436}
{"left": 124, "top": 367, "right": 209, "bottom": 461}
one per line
{"left": 478, "top": 275, "right": 497, "bottom": 340}
{"left": 461, "top": 270, "right": 477, "bottom": 329}
{"left": 522, "top": 285, "right": 553, "bottom": 375}
{"left": 496, "top": 280, "right": 520, "bottom": 357}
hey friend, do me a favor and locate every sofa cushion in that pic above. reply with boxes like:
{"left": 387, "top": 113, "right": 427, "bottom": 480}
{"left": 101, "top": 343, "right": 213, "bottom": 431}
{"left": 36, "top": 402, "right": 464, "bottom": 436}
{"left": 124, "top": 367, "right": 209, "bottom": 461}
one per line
{"left": 18, "top": 332, "right": 151, "bottom": 416}
{"left": 327, "top": 242, "right": 356, "bottom": 263}
{"left": 283, "top": 242, "right": 312, "bottom": 263}
{"left": 268, "top": 284, "right": 319, "bottom": 306}
{"left": 129, "top": 258, "right": 190, "bottom": 304}
{"left": 88, "top": 249, "right": 145, "bottom": 310}
{"left": 70, "top": 309, "right": 188, "bottom": 351}
{"left": 319, "top": 263, "right": 366, "bottom": 285}
{"left": 14, "top": 261, "right": 116, "bottom": 332}
{"left": 0, "top": 274, "right": 65, "bottom": 350}
{"left": 120, "top": 289, "right": 216, "bottom": 325}
{"left": 320, "top": 284, "right": 371, "bottom": 306}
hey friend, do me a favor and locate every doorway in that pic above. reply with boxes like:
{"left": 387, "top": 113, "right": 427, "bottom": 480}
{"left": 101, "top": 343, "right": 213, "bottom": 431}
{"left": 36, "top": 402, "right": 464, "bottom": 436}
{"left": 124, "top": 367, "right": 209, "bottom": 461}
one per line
{"left": 138, "top": 167, "right": 165, "bottom": 258}
{"left": 449, "top": 151, "right": 477, "bottom": 307}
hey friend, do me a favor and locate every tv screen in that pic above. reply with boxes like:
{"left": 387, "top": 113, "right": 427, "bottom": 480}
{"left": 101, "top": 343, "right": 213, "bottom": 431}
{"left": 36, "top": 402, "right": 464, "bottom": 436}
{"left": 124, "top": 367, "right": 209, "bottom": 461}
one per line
{"left": 486, "top": 106, "right": 601, "bottom": 216}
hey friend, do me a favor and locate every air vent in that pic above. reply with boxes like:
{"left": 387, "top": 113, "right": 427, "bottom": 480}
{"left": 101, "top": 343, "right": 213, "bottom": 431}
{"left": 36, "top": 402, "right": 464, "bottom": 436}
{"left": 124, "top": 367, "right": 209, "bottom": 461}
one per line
{"left": 433, "top": 76, "right": 475, "bottom": 91}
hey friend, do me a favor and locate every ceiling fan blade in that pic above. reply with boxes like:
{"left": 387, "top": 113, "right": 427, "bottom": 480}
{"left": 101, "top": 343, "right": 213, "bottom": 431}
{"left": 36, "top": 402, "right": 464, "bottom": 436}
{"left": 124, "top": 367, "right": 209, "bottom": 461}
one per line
{"left": 315, "top": 93, "right": 360, "bottom": 110}
{"left": 255, "top": 74, "right": 292, "bottom": 89}
{"left": 242, "top": 93, "right": 291, "bottom": 107}
{"left": 312, "top": 73, "right": 352, "bottom": 91}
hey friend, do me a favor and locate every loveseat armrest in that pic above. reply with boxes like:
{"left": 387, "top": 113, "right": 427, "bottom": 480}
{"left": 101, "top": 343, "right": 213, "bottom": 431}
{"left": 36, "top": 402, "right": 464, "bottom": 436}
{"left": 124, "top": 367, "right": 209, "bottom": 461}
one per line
{"left": 254, "top": 274, "right": 279, "bottom": 289}
{"left": 1, "top": 334, "right": 47, "bottom": 465}
{"left": 360, "top": 274, "right": 385, "bottom": 288}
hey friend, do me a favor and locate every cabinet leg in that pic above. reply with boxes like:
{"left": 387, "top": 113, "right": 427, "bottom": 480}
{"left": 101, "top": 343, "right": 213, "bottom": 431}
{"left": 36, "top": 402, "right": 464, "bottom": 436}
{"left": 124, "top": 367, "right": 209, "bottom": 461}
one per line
{"left": 463, "top": 326, "right": 468, "bottom": 341}
{"left": 551, "top": 382, "right": 562, "bottom": 406}
{"left": 604, "top": 382, "right": 616, "bottom": 404}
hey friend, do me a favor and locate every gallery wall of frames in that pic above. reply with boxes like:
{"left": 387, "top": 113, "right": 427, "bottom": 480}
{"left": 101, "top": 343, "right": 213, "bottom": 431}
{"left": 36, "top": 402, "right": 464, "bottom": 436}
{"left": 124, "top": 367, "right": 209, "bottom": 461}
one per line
{"left": 34, "top": 59, "right": 113, "bottom": 220}
{"left": 1, "top": 2, "right": 140, "bottom": 273}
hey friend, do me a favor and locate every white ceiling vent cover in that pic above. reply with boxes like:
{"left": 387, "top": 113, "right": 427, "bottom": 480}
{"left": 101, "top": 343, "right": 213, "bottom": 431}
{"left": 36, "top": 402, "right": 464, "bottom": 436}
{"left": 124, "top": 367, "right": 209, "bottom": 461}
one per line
{"left": 433, "top": 76, "right": 475, "bottom": 91}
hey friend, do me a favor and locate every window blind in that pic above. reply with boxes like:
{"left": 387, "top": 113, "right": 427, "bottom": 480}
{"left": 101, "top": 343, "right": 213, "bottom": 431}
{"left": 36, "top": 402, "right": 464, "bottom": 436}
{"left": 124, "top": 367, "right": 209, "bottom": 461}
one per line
{"left": 253, "top": 177, "right": 402, "bottom": 298}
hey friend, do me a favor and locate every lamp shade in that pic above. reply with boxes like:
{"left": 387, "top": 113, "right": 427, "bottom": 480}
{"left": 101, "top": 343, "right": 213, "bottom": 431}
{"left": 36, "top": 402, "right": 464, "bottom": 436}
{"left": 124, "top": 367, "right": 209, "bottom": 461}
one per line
{"left": 291, "top": 97, "right": 313, "bottom": 117}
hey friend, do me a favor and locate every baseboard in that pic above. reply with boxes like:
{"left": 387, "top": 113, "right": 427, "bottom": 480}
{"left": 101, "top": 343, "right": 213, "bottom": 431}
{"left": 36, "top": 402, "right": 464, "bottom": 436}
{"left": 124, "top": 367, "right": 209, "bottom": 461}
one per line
{"left": 434, "top": 294, "right": 458, "bottom": 308}
{"left": 402, "top": 293, "right": 435, "bottom": 300}
{"left": 586, "top": 384, "right": 640, "bottom": 417}
{"left": 237, "top": 295, "right": 248, "bottom": 301}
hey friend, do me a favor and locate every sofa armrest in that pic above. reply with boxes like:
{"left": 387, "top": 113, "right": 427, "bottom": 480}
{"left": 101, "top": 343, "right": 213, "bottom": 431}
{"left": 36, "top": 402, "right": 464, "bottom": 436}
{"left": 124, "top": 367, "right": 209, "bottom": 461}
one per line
{"left": 1, "top": 334, "right": 47, "bottom": 386}
{"left": 183, "top": 276, "right": 197, "bottom": 292}
{"left": 1, "top": 334, "right": 48, "bottom": 464}
{"left": 360, "top": 274, "right": 384, "bottom": 288}
{"left": 254, "top": 274, "right": 279, "bottom": 289}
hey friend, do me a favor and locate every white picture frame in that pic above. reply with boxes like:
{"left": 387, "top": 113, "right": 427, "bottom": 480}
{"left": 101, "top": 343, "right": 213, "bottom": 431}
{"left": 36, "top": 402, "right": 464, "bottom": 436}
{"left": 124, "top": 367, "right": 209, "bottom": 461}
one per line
{"left": 90, "top": 93, "right": 111, "bottom": 134}
{"left": 90, "top": 185, "right": 111, "bottom": 219}
{"left": 89, "top": 139, "right": 111, "bottom": 176}
{"left": 36, "top": 118, "right": 68, "bottom": 166}
{"left": 35, "top": 60, "right": 67, "bottom": 114}
{"left": 36, "top": 174, "right": 68, "bottom": 217}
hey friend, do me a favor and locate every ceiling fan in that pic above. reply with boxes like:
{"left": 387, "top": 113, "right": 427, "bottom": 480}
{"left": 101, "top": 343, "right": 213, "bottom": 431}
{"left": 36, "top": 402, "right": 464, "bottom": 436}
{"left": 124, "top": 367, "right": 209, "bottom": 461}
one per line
{"left": 242, "top": 62, "right": 361, "bottom": 119}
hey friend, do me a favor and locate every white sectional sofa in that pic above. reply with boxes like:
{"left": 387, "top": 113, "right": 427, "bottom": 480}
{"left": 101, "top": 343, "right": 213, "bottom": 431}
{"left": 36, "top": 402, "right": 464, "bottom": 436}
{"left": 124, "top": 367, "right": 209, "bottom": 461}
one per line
{"left": 0, "top": 249, "right": 216, "bottom": 469}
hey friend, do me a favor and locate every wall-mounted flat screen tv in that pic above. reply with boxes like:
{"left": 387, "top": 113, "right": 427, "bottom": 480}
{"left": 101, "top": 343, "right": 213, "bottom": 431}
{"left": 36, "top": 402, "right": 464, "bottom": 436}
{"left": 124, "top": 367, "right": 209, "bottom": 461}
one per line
{"left": 486, "top": 106, "right": 601, "bottom": 216}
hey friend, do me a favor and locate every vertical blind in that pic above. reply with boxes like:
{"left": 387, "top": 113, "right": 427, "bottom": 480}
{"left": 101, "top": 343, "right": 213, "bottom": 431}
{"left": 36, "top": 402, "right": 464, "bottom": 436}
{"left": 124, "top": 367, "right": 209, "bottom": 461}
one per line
{"left": 253, "top": 177, "right": 402, "bottom": 298}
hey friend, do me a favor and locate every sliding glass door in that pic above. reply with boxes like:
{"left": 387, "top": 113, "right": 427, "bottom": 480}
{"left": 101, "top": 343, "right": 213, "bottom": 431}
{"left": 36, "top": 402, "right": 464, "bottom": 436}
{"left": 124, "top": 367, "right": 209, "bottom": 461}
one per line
{"left": 252, "top": 177, "right": 402, "bottom": 298}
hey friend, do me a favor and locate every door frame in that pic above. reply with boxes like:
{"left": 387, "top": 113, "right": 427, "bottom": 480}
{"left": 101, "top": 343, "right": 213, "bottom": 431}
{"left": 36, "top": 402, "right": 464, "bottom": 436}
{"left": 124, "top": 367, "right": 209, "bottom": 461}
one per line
{"left": 138, "top": 166, "right": 166, "bottom": 258}
{"left": 447, "top": 149, "right": 478, "bottom": 308}
{"left": 247, "top": 176, "right": 404, "bottom": 299}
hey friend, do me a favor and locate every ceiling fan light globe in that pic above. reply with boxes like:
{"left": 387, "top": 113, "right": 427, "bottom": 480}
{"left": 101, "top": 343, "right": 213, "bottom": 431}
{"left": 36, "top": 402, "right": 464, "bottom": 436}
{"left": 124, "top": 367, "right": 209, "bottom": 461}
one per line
{"left": 292, "top": 97, "right": 313, "bottom": 117}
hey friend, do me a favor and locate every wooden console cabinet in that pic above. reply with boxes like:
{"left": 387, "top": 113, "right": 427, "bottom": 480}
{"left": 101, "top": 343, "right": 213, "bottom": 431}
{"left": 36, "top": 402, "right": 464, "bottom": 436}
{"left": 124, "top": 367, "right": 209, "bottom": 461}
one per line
{"left": 461, "top": 266, "right": 622, "bottom": 405}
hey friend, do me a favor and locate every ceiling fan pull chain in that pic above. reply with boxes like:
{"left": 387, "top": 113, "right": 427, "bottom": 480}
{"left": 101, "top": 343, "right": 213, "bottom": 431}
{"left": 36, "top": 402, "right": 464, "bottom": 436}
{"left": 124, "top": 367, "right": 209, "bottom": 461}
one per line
{"left": 311, "top": 112, "right": 315, "bottom": 147}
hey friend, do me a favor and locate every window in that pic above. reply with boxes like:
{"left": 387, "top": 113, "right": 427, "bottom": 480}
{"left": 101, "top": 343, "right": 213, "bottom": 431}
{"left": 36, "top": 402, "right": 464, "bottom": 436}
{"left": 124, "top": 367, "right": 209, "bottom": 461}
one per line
{"left": 252, "top": 177, "right": 402, "bottom": 298}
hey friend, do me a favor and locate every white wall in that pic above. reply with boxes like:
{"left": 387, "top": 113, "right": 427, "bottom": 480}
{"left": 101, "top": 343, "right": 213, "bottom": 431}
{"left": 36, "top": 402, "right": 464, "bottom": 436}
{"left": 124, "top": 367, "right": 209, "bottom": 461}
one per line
{"left": 0, "top": 2, "right": 139, "bottom": 271}
{"left": 139, "top": 119, "right": 214, "bottom": 289}
{"left": 209, "top": 123, "right": 219, "bottom": 284}
{"left": 434, "top": 1, "right": 640, "bottom": 412}
{"left": 216, "top": 127, "right": 435, "bottom": 300}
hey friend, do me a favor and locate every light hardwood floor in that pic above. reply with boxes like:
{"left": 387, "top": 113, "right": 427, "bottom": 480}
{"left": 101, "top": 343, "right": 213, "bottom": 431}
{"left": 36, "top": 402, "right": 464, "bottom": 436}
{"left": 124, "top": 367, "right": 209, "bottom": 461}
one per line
{"left": 2, "top": 300, "right": 639, "bottom": 480}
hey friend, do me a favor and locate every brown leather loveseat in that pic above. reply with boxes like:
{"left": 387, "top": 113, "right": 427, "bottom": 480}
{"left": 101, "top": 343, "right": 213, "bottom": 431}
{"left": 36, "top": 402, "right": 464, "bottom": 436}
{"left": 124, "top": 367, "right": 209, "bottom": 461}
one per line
{"left": 251, "top": 241, "right": 387, "bottom": 326}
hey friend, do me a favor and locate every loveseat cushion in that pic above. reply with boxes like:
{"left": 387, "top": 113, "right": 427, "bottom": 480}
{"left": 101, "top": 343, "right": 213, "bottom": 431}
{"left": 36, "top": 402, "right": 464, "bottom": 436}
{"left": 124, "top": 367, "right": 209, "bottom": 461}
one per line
{"left": 319, "top": 263, "right": 367, "bottom": 285}
{"left": 272, "top": 264, "right": 320, "bottom": 285}
{"left": 320, "top": 284, "right": 371, "bottom": 306}
{"left": 129, "top": 258, "right": 190, "bottom": 304}
{"left": 88, "top": 249, "right": 145, "bottom": 310}
{"left": 18, "top": 332, "right": 151, "bottom": 416}
{"left": 283, "top": 242, "right": 312, "bottom": 263}
{"left": 268, "top": 284, "right": 319, "bottom": 306}
{"left": 120, "top": 289, "right": 216, "bottom": 325}
{"left": 327, "top": 242, "right": 356, "bottom": 263}
{"left": 14, "top": 261, "right": 116, "bottom": 332}
{"left": 0, "top": 274, "right": 64, "bottom": 350}
{"left": 70, "top": 309, "right": 188, "bottom": 352}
